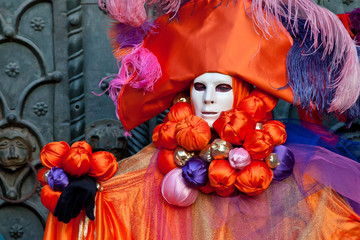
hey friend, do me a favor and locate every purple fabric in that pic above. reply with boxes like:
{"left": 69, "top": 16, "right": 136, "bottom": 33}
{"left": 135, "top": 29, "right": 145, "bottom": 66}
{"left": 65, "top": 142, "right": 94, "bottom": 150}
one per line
{"left": 349, "top": 8, "right": 360, "bottom": 33}
{"left": 182, "top": 157, "right": 209, "bottom": 187}
{"left": 272, "top": 145, "right": 295, "bottom": 181}
{"left": 289, "top": 143, "right": 360, "bottom": 215}
{"left": 48, "top": 167, "right": 69, "bottom": 191}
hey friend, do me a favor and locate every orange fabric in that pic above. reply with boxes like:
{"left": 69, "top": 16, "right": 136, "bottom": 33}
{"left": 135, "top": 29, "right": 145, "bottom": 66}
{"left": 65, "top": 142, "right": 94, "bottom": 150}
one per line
{"left": 263, "top": 120, "right": 287, "bottom": 146}
{"left": 41, "top": 185, "right": 61, "bottom": 213}
{"left": 208, "top": 159, "right": 237, "bottom": 197}
{"left": 62, "top": 147, "right": 92, "bottom": 178}
{"left": 243, "top": 129, "right": 274, "bottom": 160}
{"left": 157, "top": 121, "right": 178, "bottom": 150}
{"left": 167, "top": 102, "right": 193, "bottom": 122}
{"left": 40, "top": 141, "right": 70, "bottom": 169}
{"left": 232, "top": 77, "right": 253, "bottom": 108}
{"left": 234, "top": 160, "right": 273, "bottom": 196}
{"left": 117, "top": 0, "right": 293, "bottom": 131}
{"left": 175, "top": 115, "right": 211, "bottom": 151}
{"left": 43, "top": 144, "right": 360, "bottom": 240}
{"left": 43, "top": 190, "right": 130, "bottom": 240}
{"left": 237, "top": 96, "right": 267, "bottom": 122}
{"left": 250, "top": 88, "right": 279, "bottom": 112}
{"left": 71, "top": 141, "right": 93, "bottom": 154}
{"left": 38, "top": 167, "right": 49, "bottom": 186}
{"left": 213, "top": 109, "right": 256, "bottom": 145}
{"left": 88, "top": 151, "right": 118, "bottom": 181}
{"left": 157, "top": 148, "right": 177, "bottom": 175}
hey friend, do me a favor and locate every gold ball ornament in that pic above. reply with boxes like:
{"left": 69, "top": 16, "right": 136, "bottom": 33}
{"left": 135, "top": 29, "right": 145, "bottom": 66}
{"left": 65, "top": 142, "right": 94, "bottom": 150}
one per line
{"left": 199, "top": 144, "right": 212, "bottom": 163}
{"left": 265, "top": 153, "right": 280, "bottom": 169}
{"left": 255, "top": 123, "right": 263, "bottom": 130}
{"left": 174, "top": 147, "right": 194, "bottom": 166}
{"left": 172, "top": 92, "right": 191, "bottom": 105}
{"left": 210, "top": 139, "right": 233, "bottom": 160}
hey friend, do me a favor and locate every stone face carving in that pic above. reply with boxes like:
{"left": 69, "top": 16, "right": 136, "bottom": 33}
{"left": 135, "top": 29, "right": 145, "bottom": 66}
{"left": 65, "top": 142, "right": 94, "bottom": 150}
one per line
{"left": 0, "top": 127, "right": 36, "bottom": 171}
{"left": 85, "top": 119, "right": 129, "bottom": 161}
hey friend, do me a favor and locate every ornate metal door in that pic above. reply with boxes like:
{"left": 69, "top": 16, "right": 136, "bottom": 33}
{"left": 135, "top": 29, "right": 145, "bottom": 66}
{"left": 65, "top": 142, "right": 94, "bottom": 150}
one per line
{"left": 0, "top": 0, "right": 359, "bottom": 239}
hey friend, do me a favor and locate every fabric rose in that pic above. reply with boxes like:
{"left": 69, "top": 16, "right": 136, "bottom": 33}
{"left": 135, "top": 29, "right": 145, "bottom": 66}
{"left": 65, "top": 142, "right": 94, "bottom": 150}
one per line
{"left": 243, "top": 130, "right": 274, "bottom": 160}
{"left": 167, "top": 102, "right": 193, "bottom": 122}
{"left": 249, "top": 88, "right": 278, "bottom": 112}
{"left": 47, "top": 167, "right": 69, "bottom": 191}
{"left": 199, "top": 181, "right": 215, "bottom": 194}
{"left": 176, "top": 115, "right": 211, "bottom": 151}
{"left": 182, "top": 157, "right": 209, "bottom": 187}
{"left": 153, "top": 121, "right": 178, "bottom": 150}
{"left": 235, "top": 160, "right": 273, "bottom": 196}
{"left": 237, "top": 96, "right": 267, "bottom": 122}
{"left": 62, "top": 147, "right": 92, "bottom": 178}
{"left": 41, "top": 185, "right": 61, "bottom": 213}
{"left": 272, "top": 145, "right": 295, "bottom": 181}
{"left": 157, "top": 148, "right": 177, "bottom": 175}
{"left": 208, "top": 160, "right": 237, "bottom": 197}
{"left": 37, "top": 167, "right": 50, "bottom": 186}
{"left": 161, "top": 168, "right": 199, "bottom": 207}
{"left": 228, "top": 148, "right": 251, "bottom": 169}
{"left": 88, "top": 151, "right": 118, "bottom": 181}
{"left": 263, "top": 120, "right": 287, "bottom": 146}
{"left": 71, "top": 141, "right": 92, "bottom": 153}
{"left": 213, "top": 109, "right": 255, "bottom": 145}
{"left": 40, "top": 141, "right": 70, "bottom": 169}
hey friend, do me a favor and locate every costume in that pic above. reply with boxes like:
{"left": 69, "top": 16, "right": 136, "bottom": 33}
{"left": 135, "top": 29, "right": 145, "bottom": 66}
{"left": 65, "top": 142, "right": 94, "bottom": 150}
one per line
{"left": 40, "top": 0, "right": 360, "bottom": 239}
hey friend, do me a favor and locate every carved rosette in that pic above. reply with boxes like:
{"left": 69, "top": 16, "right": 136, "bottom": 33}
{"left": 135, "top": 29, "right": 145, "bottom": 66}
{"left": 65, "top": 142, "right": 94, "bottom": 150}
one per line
{"left": 67, "top": 0, "right": 85, "bottom": 143}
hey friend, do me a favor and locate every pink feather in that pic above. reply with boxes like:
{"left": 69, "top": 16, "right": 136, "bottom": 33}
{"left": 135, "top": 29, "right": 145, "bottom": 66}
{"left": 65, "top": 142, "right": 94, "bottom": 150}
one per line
{"left": 99, "top": 0, "right": 147, "bottom": 27}
{"left": 106, "top": 46, "right": 162, "bottom": 104}
{"left": 248, "top": 0, "right": 360, "bottom": 113}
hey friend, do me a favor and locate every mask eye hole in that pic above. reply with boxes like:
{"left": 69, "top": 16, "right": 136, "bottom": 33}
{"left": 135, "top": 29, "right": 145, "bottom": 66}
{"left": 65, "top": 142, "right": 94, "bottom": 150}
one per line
{"left": 194, "top": 83, "right": 206, "bottom": 91}
{"left": 216, "top": 84, "right": 232, "bottom": 92}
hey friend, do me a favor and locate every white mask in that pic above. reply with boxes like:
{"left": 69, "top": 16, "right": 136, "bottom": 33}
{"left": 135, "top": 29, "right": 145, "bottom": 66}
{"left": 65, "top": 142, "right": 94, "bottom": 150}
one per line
{"left": 191, "top": 73, "right": 234, "bottom": 127}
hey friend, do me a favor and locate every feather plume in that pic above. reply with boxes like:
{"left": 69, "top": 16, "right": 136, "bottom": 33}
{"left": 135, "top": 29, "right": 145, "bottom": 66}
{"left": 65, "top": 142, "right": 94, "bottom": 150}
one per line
{"left": 249, "top": 0, "right": 360, "bottom": 114}
{"left": 98, "top": 0, "right": 147, "bottom": 26}
{"left": 106, "top": 46, "right": 162, "bottom": 104}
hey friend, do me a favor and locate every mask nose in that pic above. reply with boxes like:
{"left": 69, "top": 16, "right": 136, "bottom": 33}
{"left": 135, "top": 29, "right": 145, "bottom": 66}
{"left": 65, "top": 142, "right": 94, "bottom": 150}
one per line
{"left": 203, "top": 87, "right": 215, "bottom": 104}
{"left": 8, "top": 144, "right": 18, "bottom": 159}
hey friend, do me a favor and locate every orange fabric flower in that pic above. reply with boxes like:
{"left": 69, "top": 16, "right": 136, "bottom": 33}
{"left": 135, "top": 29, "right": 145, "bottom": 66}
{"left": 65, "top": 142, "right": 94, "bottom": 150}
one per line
{"left": 41, "top": 185, "right": 61, "bottom": 213}
{"left": 237, "top": 96, "right": 267, "bottom": 122}
{"left": 208, "top": 160, "right": 237, "bottom": 197}
{"left": 199, "top": 181, "right": 215, "bottom": 194}
{"left": 37, "top": 167, "right": 50, "bottom": 186}
{"left": 176, "top": 115, "right": 211, "bottom": 151}
{"left": 62, "top": 147, "right": 92, "bottom": 178}
{"left": 89, "top": 151, "right": 118, "bottom": 181}
{"left": 250, "top": 88, "right": 278, "bottom": 112}
{"left": 167, "top": 102, "right": 193, "bottom": 122}
{"left": 157, "top": 148, "right": 177, "bottom": 175}
{"left": 243, "top": 130, "right": 274, "bottom": 160}
{"left": 152, "top": 123, "right": 162, "bottom": 148}
{"left": 40, "top": 141, "right": 70, "bottom": 169}
{"left": 263, "top": 120, "right": 287, "bottom": 146}
{"left": 213, "top": 109, "right": 256, "bottom": 145}
{"left": 235, "top": 160, "right": 273, "bottom": 196}
{"left": 152, "top": 122, "right": 178, "bottom": 149}
{"left": 71, "top": 141, "right": 92, "bottom": 153}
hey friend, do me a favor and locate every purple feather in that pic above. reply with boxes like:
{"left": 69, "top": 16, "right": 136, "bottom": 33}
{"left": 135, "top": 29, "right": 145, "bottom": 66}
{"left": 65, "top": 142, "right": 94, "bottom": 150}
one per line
{"left": 250, "top": 0, "right": 360, "bottom": 114}
{"left": 115, "top": 22, "right": 155, "bottom": 48}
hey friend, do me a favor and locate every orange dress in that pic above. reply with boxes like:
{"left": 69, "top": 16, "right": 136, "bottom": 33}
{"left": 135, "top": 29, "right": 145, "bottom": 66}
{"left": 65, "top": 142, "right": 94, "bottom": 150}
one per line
{"left": 43, "top": 144, "right": 360, "bottom": 240}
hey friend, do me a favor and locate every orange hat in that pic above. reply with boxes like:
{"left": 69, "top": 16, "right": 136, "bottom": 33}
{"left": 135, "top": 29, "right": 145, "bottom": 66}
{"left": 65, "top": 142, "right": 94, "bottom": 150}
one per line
{"left": 117, "top": 1, "right": 292, "bottom": 130}
{"left": 103, "top": 0, "right": 360, "bottom": 130}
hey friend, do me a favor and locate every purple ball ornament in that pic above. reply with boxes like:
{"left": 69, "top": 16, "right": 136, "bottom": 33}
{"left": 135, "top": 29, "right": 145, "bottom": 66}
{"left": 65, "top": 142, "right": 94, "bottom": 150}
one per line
{"left": 182, "top": 157, "right": 209, "bottom": 187}
{"left": 161, "top": 168, "right": 199, "bottom": 207}
{"left": 228, "top": 148, "right": 251, "bottom": 169}
{"left": 47, "top": 167, "right": 70, "bottom": 191}
{"left": 271, "top": 145, "right": 295, "bottom": 181}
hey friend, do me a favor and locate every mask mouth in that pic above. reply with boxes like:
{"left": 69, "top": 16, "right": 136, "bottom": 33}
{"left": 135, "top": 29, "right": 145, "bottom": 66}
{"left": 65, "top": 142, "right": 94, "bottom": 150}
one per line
{"left": 202, "top": 112, "right": 217, "bottom": 115}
